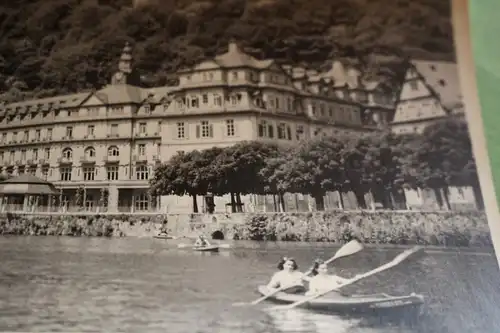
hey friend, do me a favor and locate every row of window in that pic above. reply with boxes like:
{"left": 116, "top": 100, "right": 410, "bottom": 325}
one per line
{"left": 0, "top": 106, "right": 126, "bottom": 125}
{"left": 175, "top": 119, "right": 235, "bottom": 139}
{"left": 0, "top": 121, "right": 161, "bottom": 144}
{"left": 2, "top": 164, "right": 150, "bottom": 182}
{"left": 0, "top": 144, "right": 158, "bottom": 164}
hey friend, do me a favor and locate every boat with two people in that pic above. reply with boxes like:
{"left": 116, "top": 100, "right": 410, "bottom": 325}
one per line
{"left": 236, "top": 241, "right": 425, "bottom": 319}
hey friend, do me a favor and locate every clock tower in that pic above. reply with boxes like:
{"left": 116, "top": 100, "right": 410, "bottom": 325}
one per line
{"left": 111, "top": 42, "right": 141, "bottom": 86}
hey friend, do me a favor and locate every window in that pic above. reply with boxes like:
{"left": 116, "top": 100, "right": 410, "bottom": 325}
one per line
{"left": 62, "top": 148, "right": 72, "bottom": 160}
{"left": 110, "top": 124, "right": 118, "bottom": 136}
{"left": 268, "top": 124, "right": 274, "bottom": 138}
{"left": 226, "top": 119, "right": 235, "bottom": 137}
{"left": 196, "top": 121, "right": 213, "bottom": 138}
{"left": 232, "top": 71, "right": 238, "bottom": 80}
{"left": 202, "top": 94, "right": 208, "bottom": 104}
{"left": 83, "top": 166, "right": 95, "bottom": 181}
{"left": 28, "top": 166, "right": 36, "bottom": 176}
{"left": 176, "top": 99, "right": 185, "bottom": 109}
{"left": 20, "top": 149, "right": 26, "bottom": 161}
{"left": 12, "top": 132, "right": 17, "bottom": 141}
{"left": 35, "top": 129, "right": 41, "bottom": 140}
{"left": 0, "top": 151, "right": 3, "bottom": 163}
{"left": 191, "top": 97, "right": 199, "bottom": 108}
{"left": 18, "top": 166, "right": 25, "bottom": 174}
{"left": 47, "top": 128, "right": 53, "bottom": 140}
{"left": 60, "top": 167, "right": 72, "bottom": 181}
{"left": 44, "top": 148, "right": 50, "bottom": 159}
{"left": 9, "top": 151, "right": 14, "bottom": 162}
{"left": 144, "top": 104, "right": 150, "bottom": 113}
{"left": 177, "top": 122, "right": 185, "bottom": 139}
{"left": 138, "top": 144, "right": 146, "bottom": 156}
{"left": 139, "top": 122, "right": 146, "bottom": 134}
{"left": 136, "top": 165, "right": 149, "bottom": 180}
{"left": 66, "top": 126, "right": 73, "bottom": 138}
{"left": 286, "top": 125, "right": 292, "bottom": 140}
{"left": 108, "top": 146, "right": 119, "bottom": 156}
{"left": 23, "top": 130, "right": 29, "bottom": 142}
{"left": 277, "top": 123, "right": 286, "bottom": 139}
{"left": 33, "top": 149, "right": 38, "bottom": 160}
{"left": 214, "top": 95, "right": 222, "bottom": 106}
{"left": 258, "top": 121, "right": 267, "bottom": 137}
{"left": 87, "top": 125, "right": 94, "bottom": 136}
{"left": 1, "top": 133, "right": 6, "bottom": 143}
{"left": 410, "top": 80, "right": 418, "bottom": 90}
{"left": 84, "top": 147, "right": 95, "bottom": 159}
{"left": 107, "top": 165, "right": 119, "bottom": 181}
{"left": 134, "top": 192, "right": 149, "bottom": 212}
{"left": 41, "top": 167, "right": 49, "bottom": 180}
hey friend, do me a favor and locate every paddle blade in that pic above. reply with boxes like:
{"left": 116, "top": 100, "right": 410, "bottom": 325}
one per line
{"left": 325, "top": 240, "right": 363, "bottom": 264}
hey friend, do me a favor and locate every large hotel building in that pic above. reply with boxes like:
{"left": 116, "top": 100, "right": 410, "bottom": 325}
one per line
{"left": 0, "top": 42, "right": 473, "bottom": 213}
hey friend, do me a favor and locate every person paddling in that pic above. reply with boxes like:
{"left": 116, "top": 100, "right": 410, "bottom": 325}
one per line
{"left": 266, "top": 257, "right": 311, "bottom": 294}
{"left": 194, "top": 235, "right": 210, "bottom": 247}
{"left": 305, "top": 261, "right": 352, "bottom": 297}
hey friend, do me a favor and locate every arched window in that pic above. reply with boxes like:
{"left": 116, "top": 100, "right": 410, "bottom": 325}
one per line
{"left": 84, "top": 147, "right": 96, "bottom": 159}
{"left": 62, "top": 148, "right": 72, "bottom": 159}
{"left": 108, "top": 146, "right": 119, "bottom": 157}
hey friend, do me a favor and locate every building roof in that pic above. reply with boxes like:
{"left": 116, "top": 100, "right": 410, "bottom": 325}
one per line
{"left": 0, "top": 92, "right": 90, "bottom": 116}
{"left": 0, "top": 174, "right": 58, "bottom": 195}
{"left": 412, "top": 60, "right": 463, "bottom": 111}
{"left": 213, "top": 42, "right": 274, "bottom": 69}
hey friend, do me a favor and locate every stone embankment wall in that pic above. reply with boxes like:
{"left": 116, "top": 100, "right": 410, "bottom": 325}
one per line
{"left": 0, "top": 210, "right": 492, "bottom": 247}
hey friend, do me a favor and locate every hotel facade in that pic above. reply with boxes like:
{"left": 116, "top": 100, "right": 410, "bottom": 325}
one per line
{"left": 0, "top": 42, "right": 474, "bottom": 213}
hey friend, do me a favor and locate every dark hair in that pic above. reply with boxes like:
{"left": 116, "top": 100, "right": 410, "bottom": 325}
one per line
{"left": 310, "top": 258, "right": 324, "bottom": 276}
{"left": 277, "top": 257, "right": 299, "bottom": 270}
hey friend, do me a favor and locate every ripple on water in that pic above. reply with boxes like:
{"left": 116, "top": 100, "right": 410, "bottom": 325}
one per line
{"left": 0, "top": 238, "right": 499, "bottom": 333}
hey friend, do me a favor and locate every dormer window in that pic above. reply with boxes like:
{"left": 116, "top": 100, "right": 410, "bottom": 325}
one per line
{"left": 144, "top": 104, "right": 150, "bottom": 112}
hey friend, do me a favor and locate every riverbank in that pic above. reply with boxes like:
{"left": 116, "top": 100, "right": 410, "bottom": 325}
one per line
{"left": 0, "top": 210, "right": 492, "bottom": 247}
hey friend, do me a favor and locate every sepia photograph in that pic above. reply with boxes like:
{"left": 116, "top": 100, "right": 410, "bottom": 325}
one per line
{"left": 0, "top": 0, "right": 499, "bottom": 332}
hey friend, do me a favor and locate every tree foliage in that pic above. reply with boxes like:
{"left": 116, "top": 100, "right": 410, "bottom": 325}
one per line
{"left": 150, "top": 118, "right": 481, "bottom": 212}
{"left": 0, "top": 0, "right": 454, "bottom": 101}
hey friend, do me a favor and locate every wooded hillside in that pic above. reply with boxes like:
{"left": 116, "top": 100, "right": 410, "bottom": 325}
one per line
{"left": 0, "top": 0, "right": 455, "bottom": 102}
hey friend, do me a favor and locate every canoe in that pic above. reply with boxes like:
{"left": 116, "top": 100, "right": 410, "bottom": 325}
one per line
{"left": 257, "top": 285, "right": 424, "bottom": 315}
{"left": 153, "top": 234, "right": 175, "bottom": 240}
{"left": 193, "top": 245, "right": 219, "bottom": 252}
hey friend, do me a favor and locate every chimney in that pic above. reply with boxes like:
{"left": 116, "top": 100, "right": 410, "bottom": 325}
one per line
{"left": 228, "top": 40, "right": 238, "bottom": 53}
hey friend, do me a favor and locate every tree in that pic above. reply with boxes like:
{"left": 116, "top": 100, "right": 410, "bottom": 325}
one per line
{"left": 412, "top": 117, "right": 483, "bottom": 209}
{"left": 149, "top": 151, "right": 196, "bottom": 211}
{"left": 214, "top": 141, "right": 280, "bottom": 212}
{"left": 359, "top": 130, "right": 418, "bottom": 209}
{"left": 267, "top": 135, "right": 345, "bottom": 211}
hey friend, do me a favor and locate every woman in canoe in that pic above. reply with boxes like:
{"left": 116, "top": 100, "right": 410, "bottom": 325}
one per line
{"left": 306, "top": 261, "right": 352, "bottom": 296}
{"left": 266, "top": 257, "right": 311, "bottom": 294}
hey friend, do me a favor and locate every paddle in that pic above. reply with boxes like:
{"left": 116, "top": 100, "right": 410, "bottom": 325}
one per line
{"left": 237, "top": 240, "right": 363, "bottom": 307}
{"left": 268, "top": 246, "right": 424, "bottom": 311}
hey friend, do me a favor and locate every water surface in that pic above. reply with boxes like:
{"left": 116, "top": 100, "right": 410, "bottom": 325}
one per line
{"left": 0, "top": 237, "right": 499, "bottom": 332}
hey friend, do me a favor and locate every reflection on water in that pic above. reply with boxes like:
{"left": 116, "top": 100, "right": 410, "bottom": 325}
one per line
{"left": 266, "top": 309, "right": 363, "bottom": 333}
{"left": 0, "top": 237, "right": 499, "bottom": 333}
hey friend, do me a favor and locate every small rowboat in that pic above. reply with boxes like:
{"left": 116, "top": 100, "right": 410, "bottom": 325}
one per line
{"left": 153, "top": 234, "right": 175, "bottom": 240}
{"left": 257, "top": 285, "right": 424, "bottom": 315}
{"left": 193, "top": 245, "right": 220, "bottom": 253}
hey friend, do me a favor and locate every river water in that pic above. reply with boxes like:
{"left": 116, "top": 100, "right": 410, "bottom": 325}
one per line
{"left": 0, "top": 237, "right": 499, "bottom": 333}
